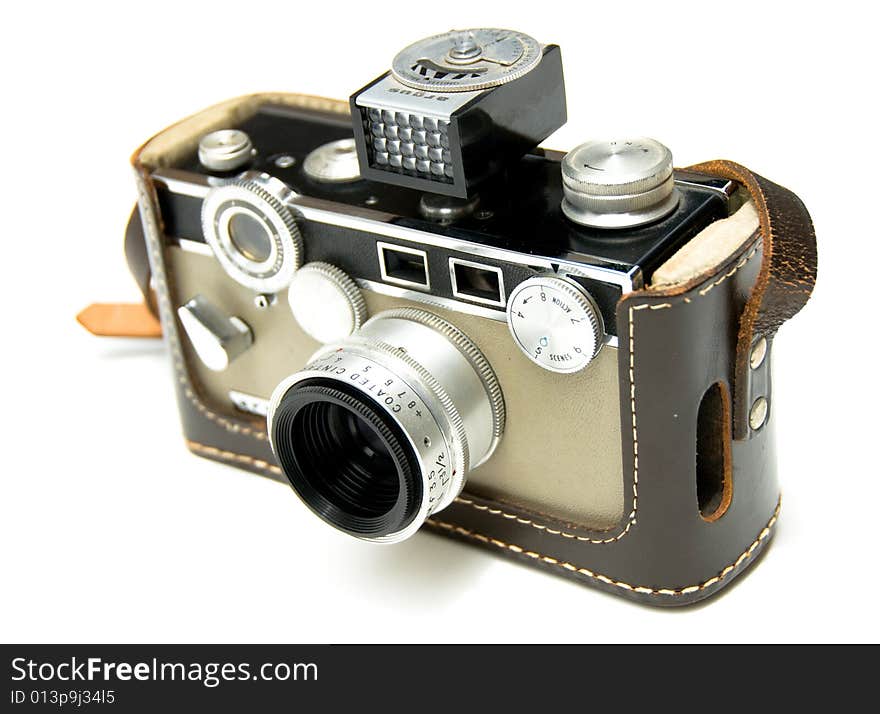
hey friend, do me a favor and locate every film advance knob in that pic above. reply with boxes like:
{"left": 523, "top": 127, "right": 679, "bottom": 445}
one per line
{"left": 560, "top": 138, "right": 680, "bottom": 229}
{"left": 287, "top": 263, "right": 367, "bottom": 343}
{"left": 506, "top": 276, "right": 603, "bottom": 374}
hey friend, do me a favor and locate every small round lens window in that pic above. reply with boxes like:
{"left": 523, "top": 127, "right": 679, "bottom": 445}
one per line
{"left": 228, "top": 212, "right": 273, "bottom": 263}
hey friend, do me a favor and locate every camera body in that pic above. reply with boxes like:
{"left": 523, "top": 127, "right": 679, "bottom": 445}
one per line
{"left": 112, "top": 29, "right": 816, "bottom": 604}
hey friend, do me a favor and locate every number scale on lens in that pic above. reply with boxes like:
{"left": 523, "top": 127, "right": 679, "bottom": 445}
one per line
{"left": 506, "top": 276, "right": 603, "bottom": 374}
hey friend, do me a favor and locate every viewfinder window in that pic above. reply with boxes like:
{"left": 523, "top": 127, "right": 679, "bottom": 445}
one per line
{"left": 378, "top": 243, "right": 430, "bottom": 290}
{"left": 450, "top": 259, "right": 505, "bottom": 307}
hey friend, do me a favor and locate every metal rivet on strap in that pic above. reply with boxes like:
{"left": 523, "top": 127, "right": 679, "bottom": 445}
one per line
{"left": 750, "top": 336, "right": 768, "bottom": 370}
{"left": 749, "top": 397, "right": 769, "bottom": 430}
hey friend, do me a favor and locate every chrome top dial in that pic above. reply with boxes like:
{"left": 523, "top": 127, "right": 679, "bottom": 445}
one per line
{"left": 302, "top": 138, "right": 361, "bottom": 183}
{"left": 506, "top": 276, "right": 603, "bottom": 374}
{"left": 391, "top": 29, "right": 542, "bottom": 92}
{"left": 198, "top": 129, "right": 255, "bottom": 172}
{"left": 561, "top": 137, "right": 679, "bottom": 229}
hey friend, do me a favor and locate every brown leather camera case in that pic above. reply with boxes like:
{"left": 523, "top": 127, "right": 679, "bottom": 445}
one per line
{"left": 87, "top": 93, "right": 816, "bottom": 606}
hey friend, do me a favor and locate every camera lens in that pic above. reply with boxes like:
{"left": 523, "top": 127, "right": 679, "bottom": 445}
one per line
{"left": 268, "top": 309, "right": 505, "bottom": 543}
{"left": 272, "top": 380, "right": 421, "bottom": 537}
{"left": 227, "top": 212, "right": 273, "bottom": 263}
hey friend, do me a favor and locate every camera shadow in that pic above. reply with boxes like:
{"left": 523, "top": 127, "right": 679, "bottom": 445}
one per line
{"left": 345, "top": 527, "right": 487, "bottom": 606}
{"left": 93, "top": 338, "right": 167, "bottom": 360}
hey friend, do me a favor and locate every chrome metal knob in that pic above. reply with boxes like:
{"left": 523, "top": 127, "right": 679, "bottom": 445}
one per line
{"left": 201, "top": 178, "right": 302, "bottom": 294}
{"left": 177, "top": 295, "right": 253, "bottom": 371}
{"left": 287, "top": 262, "right": 367, "bottom": 343}
{"left": 303, "top": 139, "right": 361, "bottom": 183}
{"left": 560, "top": 138, "right": 679, "bottom": 229}
{"left": 198, "top": 129, "right": 255, "bottom": 172}
{"left": 506, "top": 276, "right": 603, "bottom": 373}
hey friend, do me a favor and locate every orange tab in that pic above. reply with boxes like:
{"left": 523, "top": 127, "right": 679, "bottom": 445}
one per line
{"left": 77, "top": 302, "right": 162, "bottom": 338}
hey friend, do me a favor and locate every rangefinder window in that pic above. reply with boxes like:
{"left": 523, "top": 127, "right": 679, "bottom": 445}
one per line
{"left": 449, "top": 258, "right": 506, "bottom": 307}
{"left": 377, "top": 242, "right": 430, "bottom": 290}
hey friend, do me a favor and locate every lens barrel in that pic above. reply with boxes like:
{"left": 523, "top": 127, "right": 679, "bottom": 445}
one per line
{"left": 268, "top": 309, "right": 504, "bottom": 543}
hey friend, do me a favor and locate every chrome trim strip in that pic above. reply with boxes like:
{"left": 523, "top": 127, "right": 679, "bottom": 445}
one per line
{"left": 176, "top": 238, "right": 213, "bottom": 256}
{"left": 295, "top": 200, "right": 635, "bottom": 293}
{"left": 229, "top": 390, "right": 270, "bottom": 417}
{"left": 152, "top": 168, "right": 636, "bottom": 294}
{"left": 356, "top": 278, "right": 618, "bottom": 348}
{"left": 673, "top": 173, "right": 737, "bottom": 199}
{"left": 153, "top": 169, "right": 211, "bottom": 198}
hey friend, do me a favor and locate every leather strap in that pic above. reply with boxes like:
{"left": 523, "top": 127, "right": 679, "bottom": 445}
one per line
{"left": 77, "top": 301, "right": 161, "bottom": 338}
{"left": 687, "top": 161, "right": 817, "bottom": 437}
{"left": 77, "top": 207, "right": 162, "bottom": 338}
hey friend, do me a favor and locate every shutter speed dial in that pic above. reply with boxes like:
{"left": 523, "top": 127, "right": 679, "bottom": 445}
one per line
{"left": 506, "top": 276, "right": 603, "bottom": 373}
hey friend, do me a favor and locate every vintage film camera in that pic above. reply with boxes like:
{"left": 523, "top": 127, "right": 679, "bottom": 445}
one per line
{"left": 84, "top": 28, "right": 816, "bottom": 604}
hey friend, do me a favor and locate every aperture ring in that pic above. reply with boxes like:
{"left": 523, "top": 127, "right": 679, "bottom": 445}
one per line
{"left": 366, "top": 308, "right": 505, "bottom": 446}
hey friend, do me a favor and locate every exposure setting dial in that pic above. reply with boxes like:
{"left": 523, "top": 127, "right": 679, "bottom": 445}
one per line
{"left": 506, "top": 276, "right": 603, "bottom": 374}
{"left": 561, "top": 137, "right": 679, "bottom": 229}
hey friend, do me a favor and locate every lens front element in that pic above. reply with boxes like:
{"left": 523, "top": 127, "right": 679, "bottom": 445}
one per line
{"left": 273, "top": 380, "right": 421, "bottom": 537}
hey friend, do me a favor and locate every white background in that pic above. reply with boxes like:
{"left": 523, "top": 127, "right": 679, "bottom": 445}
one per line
{"left": 2, "top": 1, "right": 877, "bottom": 643}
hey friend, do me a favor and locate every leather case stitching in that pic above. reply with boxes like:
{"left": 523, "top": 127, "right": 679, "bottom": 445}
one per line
{"left": 426, "top": 502, "right": 778, "bottom": 597}
{"left": 185, "top": 439, "right": 777, "bottom": 598}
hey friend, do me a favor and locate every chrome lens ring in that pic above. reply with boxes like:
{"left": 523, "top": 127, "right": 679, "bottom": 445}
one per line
{"left": 268, "top": 309, "right": 505, "bottom": 543}
{"left": 201, "top": 180, "right": 302, "bottom": 293}
{"left": 271, "top": 377, "right": 423, "bottom": 539}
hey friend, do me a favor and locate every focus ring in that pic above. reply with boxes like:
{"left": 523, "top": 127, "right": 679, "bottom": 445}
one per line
{"left": 342, "top": 334, "right": 471, "bottom": 474}
{"left": 367, "top": 308, "right": 506, "bottom": 443}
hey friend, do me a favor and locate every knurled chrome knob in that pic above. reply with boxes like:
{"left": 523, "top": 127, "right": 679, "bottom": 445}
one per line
{"left": 198, "top": 129, "right": 255, "bottom": 172}
{"left": 303, "top": 139, "right": 362, "bottom": 183}
{"left": 560, "top": 138, "right": 679, "bottom": 229}
{"left": 506, "top": 276, "right": 603, "bottom": 374}
{"left": 287, "top": 263, "right": 367, "bottom": 343}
